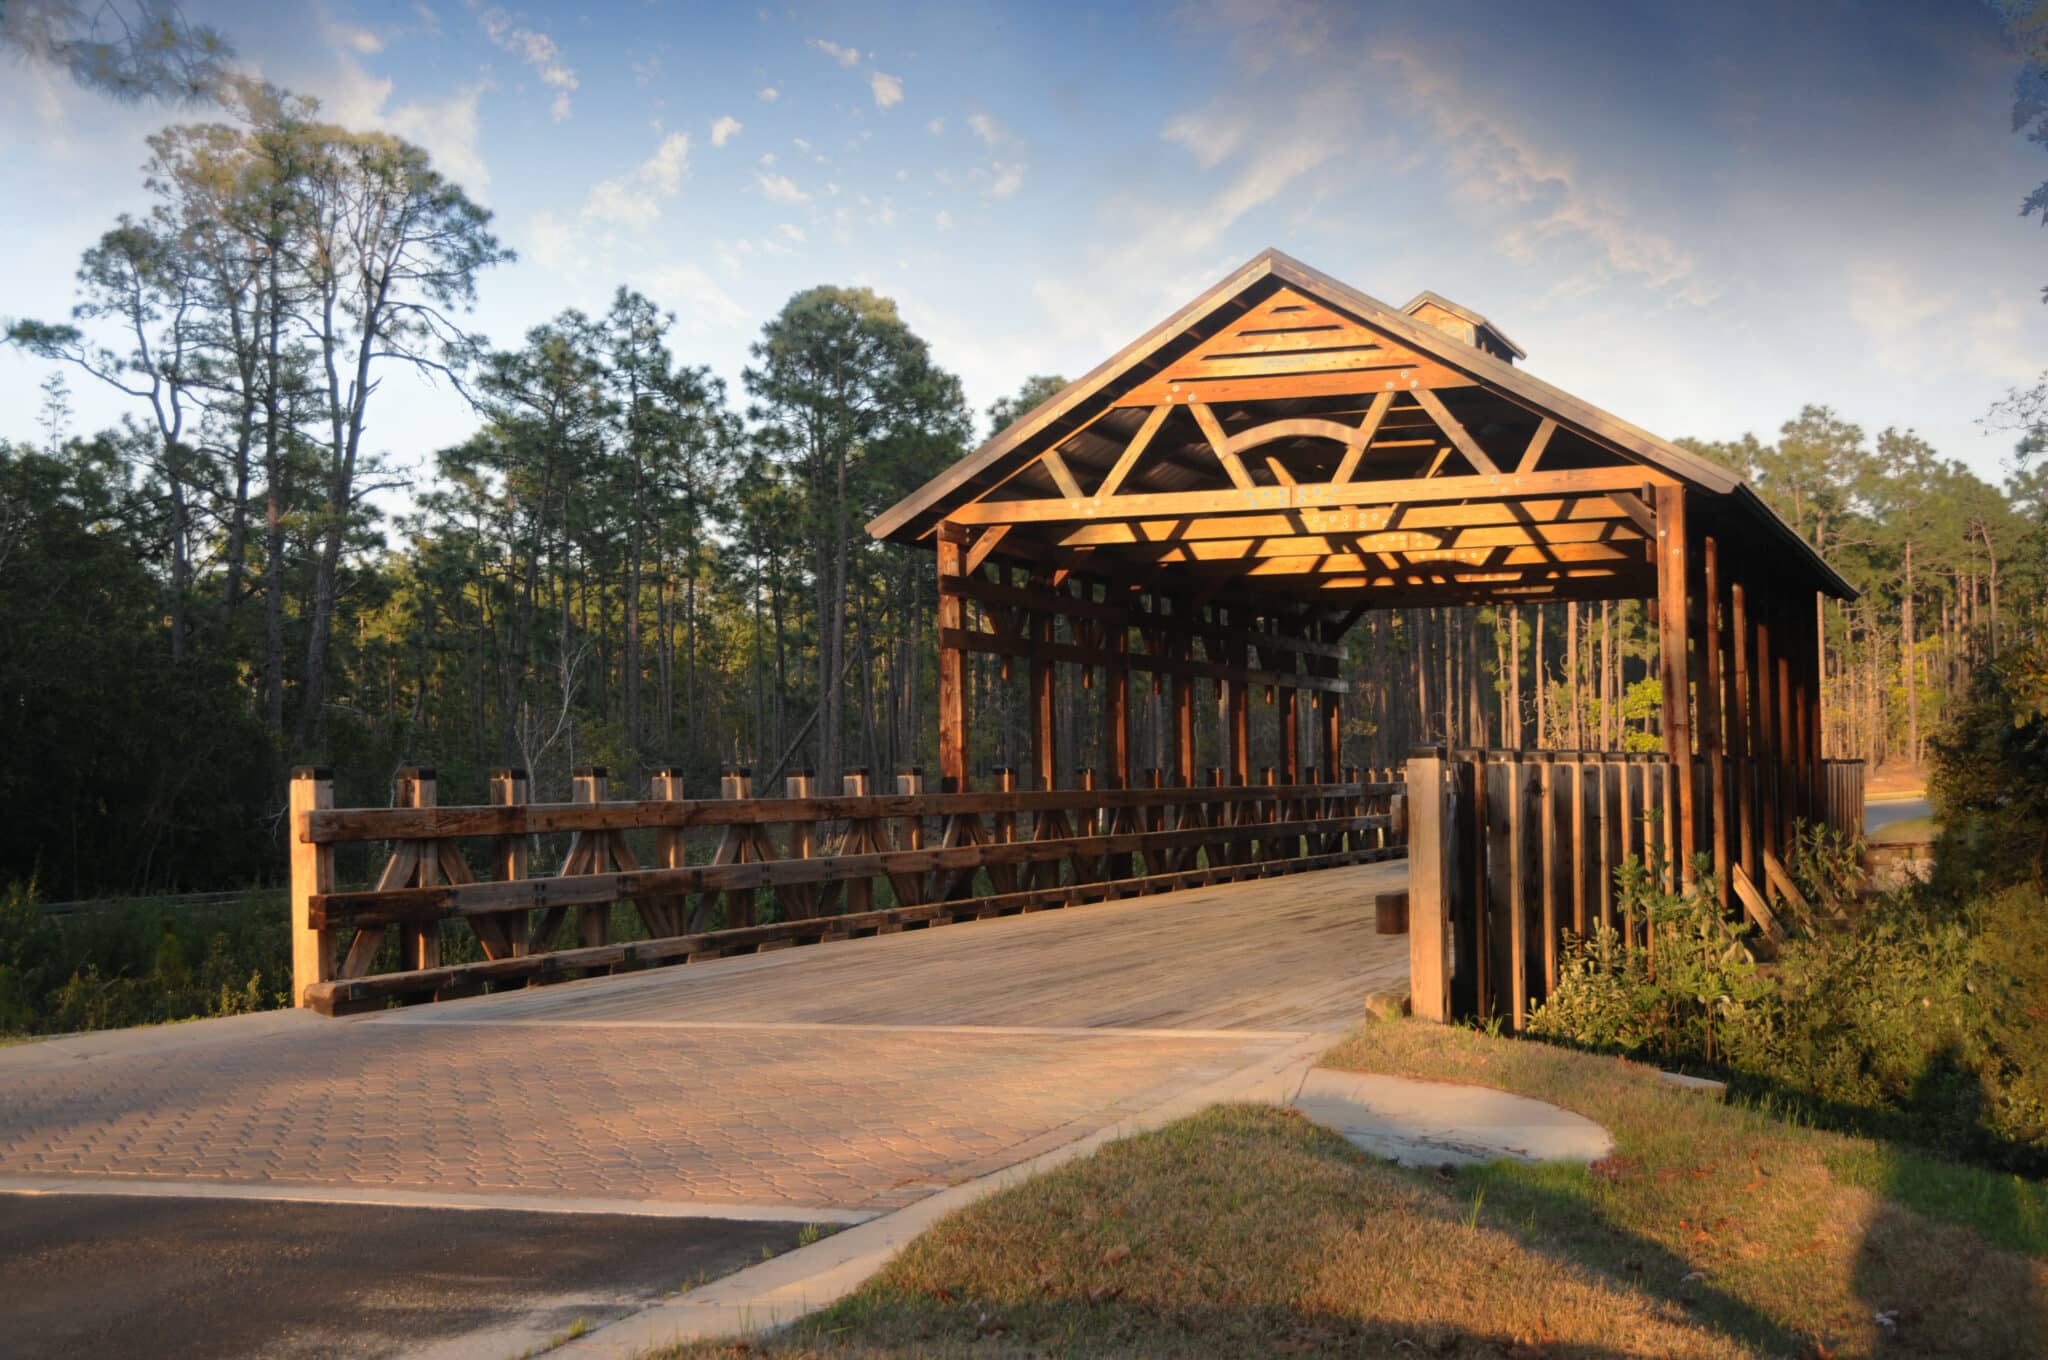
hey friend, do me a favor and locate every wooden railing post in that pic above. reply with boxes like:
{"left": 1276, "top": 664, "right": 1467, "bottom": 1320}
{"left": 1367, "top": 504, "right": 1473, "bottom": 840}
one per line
{"left": 893, "top": 768, "right": 927, "bottom": 906}
{"left": 397, "top": 768, "right": 441, "bottom": 971}
{"left": 838, "top": 768, "right": 876, "bottom": 915}
{"left": 1406, "top": 749, "right": 1450, "bottom": 1022}
{"left": 783, "top": 770, "right": 818, "bottom": 920}
{"left": 571, "top": 767, "right": 610, "bottom": 947}
{"left": 647, "top": 767, "right": 687, "bottom": 936}
{"left": 717, "top": 766, "right": 758, "bottom": 928}
{"left": 290, "top": 767, "right": 335, "bottom": 1007}
{"left": 988, "top": 767, "right": 1020, "bottom": 896}
{"left": 489, "top": 767, "right": 530, "bottom": 956}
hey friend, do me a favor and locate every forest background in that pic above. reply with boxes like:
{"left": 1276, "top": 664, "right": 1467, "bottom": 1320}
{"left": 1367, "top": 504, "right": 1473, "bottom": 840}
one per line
{"left": 2, "top": 3, "right": 2046, "bottom": 902}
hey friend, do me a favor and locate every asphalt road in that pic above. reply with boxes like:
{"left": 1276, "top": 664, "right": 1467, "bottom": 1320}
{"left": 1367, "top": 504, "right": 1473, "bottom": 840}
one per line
{"left": 0, "top": 1194, "right": 805, "bottom": 1360}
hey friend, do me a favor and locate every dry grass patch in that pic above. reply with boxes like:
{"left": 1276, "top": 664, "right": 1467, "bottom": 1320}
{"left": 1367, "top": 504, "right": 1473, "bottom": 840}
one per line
{"left": 664, "top": 1103, "right": 1752, "bottom": 1359}
{"left": 660, "top": 1023, "right": 2045, "bottom": 1359}
{"left": 1319, "top": 1021, "right": 2048, "bottom": 1358}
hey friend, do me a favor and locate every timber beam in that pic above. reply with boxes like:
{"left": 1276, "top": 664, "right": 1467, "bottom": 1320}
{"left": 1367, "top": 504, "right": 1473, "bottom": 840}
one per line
{"left": 948, "top": 466, "right": 1676, "bottom": 528}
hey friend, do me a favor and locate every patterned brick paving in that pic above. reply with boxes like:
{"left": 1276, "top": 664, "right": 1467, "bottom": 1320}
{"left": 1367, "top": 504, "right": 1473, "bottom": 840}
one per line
{"left": 0, "top": 864, "right": 1406, "bottom": 1213}
{"left": 0, "top": 1022, "right": 1274, "bottom": 1210}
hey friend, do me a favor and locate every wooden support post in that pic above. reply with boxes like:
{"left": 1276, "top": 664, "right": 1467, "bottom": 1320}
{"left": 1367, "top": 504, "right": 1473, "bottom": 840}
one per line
{"left": 1172, "top": 631, "right": 1196, "bottom": 786}
{"left": 572, "top": 768, "right": 610, "bottom": 948}
{"left": 1406, "top": 750, "right": 1450, "bottom": 1022}
{"left": 1280, "top": 664, "right": 1301, "bottom": 785}
{"left": 1701, "top": 535, "right": 1728, "bottom": 904}
{"left": 987, "top": 766, "right": 1021, "bottom": 895}
{"left": 1226, "top": 613, "right": 1251, "bottom": 786}
{"left": 647, "top": 768, "right": 685, "bottom": 937}
{"left": 1465, "top": 747, "right": 1491, "bottom": 1020}
{"left": 1507, "top": 755, "right": 1529, "bottom": 1030}
{"left": 1730, "top": 576, "right": 1759, "bottom": 891}
{"left": 1535, "top": 752, "right": 1559, "bottom": 999}
{"left": 389, "top": 768, "right": 440, "bottom": 971}
{"left": 839, "top": 769, "right": 876, "bottom": 914}
{"left": 893, "top": 768, "right": 927, "bottom": 906}
{"left": 1774, "top": 592, "right": 1795, "bottom": 848}
{"left": 490, "top": 767, "right": 531, "bottom": 956}
{"left": 290, "top": 767, "right": 336, "bottom": 1007}
{"left": 1654, "top": 484, "right": 1697, "bottom": 881}
{"left": 1030, "top": 579, "right": 1057, "bottom": 792}
{"left": 1105, "top": 591, "right": 1132, "bottom": 793}
{"left": 1568, "top": 752, "right": 1589, "bottom": 937}
{"left": 937, "top": 523, "right": 969, "bottom": 793}
{"left": 783, "top": 770, "right": 818, "bottom": 920}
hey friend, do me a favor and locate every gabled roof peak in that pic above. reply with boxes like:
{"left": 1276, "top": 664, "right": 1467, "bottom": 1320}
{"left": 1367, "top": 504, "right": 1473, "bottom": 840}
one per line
{"left": 1401, "top": 290, "right": 1526, "bottom": 362}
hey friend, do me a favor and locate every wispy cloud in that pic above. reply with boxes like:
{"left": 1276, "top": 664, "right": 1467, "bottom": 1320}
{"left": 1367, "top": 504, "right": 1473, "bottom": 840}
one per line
{"left": 327, "top": 23, "right": 383, "bottom": 55}
{"left": 581, "top": 131, "right": 691, "bottom": 229}
{"left": 757, "top": 171, "right": 809, "bottom": 204}
{"left": 870, "top": 70, "right": 903, "bottom": 108}
{"left": 711, "top": 115, "right": 743, "bottom": 147}
{"left": 470, "top": 3, "right": 579, "bottom": 121}
{"left": 809, "top": 38, "right": 861, "bottom": 68}
{"left": 757, "top": 85, "right": 779, "bottom": 102}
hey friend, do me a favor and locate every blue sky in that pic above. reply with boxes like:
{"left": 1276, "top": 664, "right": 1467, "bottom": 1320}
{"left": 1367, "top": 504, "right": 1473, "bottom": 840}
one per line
{"left": 4, "top": 0, "right": 2046, "bottom": 488}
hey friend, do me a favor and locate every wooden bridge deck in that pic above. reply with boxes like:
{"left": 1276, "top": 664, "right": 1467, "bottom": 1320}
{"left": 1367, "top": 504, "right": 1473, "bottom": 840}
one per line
{"left": 419, "top": 858, "right": 1409, "bottom": 1033}
{"left": 1, "top": 863, "right": 1408, "bottom": 1220}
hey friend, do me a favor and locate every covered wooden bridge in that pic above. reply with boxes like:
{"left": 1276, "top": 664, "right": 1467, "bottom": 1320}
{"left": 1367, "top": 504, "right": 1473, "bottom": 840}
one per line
{"left": 868, "top": 247, "right": 1858, "bottom": 1023}
{"left": 287, "top": 249, "right": 1855, "bottom": 1026}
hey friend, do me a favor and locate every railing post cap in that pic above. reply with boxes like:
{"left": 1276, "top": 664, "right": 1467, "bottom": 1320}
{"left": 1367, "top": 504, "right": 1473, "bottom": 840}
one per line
{"left": 651, "top": 765, "right": 685, "bottom": 778}
{"left": 849, "top": 764, "right": 870, "bottom": 776}
{"left": 1408, "top": 745, "right": 1446, "bottom": 760}
{"left": 397, "top": 765, "right": 435, "bottom": 781}
{"left": 490, "top": 766, "right": 530, "bottom": 780}
{"left": 291, "top": 765, "right": 333, "bottom": 781}
{"left": 990, "top": 764, "right": 1012, "bottom": 776}
{"left": 573, "top": 765, "right": 608, "bottom": 779}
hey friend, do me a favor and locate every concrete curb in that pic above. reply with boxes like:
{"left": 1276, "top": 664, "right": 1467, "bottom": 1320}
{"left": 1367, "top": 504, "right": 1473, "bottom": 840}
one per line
{"left": 540, "top": 1031, "right": 1334, "bottom": 1360}
{"left": 0, "top": 1176, "right": 875, "bottom": 1225}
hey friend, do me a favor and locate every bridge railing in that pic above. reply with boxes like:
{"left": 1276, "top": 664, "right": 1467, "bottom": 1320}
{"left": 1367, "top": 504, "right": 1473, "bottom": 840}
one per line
{"left": 289, "top": 764, "right": 1407, "bottom": 1014}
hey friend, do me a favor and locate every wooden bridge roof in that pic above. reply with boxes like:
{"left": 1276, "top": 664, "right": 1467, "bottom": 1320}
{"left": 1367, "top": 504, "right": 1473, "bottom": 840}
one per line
{"left": 870, "top": 248, "right": 1854, "bottom": 614}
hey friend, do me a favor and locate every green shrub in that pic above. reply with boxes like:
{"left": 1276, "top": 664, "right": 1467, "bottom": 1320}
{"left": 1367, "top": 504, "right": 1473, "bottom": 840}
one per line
{"left": 1528, "top": 838, "right": 2048, "bottom": 1176}
{"left": 0, "top": 880, "right": 292, "bottom": 1037}
{"left": 1529, "top": 852, "right": 1769, "bottom": 1066}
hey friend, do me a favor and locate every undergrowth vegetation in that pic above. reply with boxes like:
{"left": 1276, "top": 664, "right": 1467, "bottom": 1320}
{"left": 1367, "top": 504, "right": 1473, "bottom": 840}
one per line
{"left": 0, "top": 881, "right": 291, "bottom": 1036}
{"left": 1530, "top": 640, "right": 2048, "bottom": 1175}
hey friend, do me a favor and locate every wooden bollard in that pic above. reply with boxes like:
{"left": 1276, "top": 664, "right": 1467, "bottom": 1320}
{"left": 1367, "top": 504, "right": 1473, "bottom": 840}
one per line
{"left": 289, "top": 767, "right": 336, "bottom": 1007}
{"left": 1375, "top": 890, "right": 1410, "bottom": 934}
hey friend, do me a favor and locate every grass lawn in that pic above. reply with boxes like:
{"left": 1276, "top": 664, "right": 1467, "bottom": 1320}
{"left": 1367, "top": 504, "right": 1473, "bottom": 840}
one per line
{"left": 664, "top": 1021, "right": 2047, "bottom": 1359}
{"left": 1868, "top": 814, "right": 1938, "bottom": 844}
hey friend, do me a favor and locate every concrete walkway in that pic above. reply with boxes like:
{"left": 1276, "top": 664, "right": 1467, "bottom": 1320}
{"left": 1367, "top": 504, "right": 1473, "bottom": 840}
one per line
{"left": 0, "top": 861, "right": 1408, "bottom": 1358}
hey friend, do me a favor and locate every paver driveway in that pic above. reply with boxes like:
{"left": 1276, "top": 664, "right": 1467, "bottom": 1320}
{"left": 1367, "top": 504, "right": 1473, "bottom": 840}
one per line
{"left": 0, "top": 862, "right": 1408, "bottom": 1218}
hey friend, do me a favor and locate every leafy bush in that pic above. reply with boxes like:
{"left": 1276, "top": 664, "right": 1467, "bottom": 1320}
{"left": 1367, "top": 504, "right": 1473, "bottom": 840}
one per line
{"left": 1530, "top": 853, "right": 1768, "bottom": 1064}
{"left": 1529, "top": 841, "right": 2048, "bottom": 1175}
{"left": 0, "top": 880, "right": 291, "bottom": 1037}
{"left": 1929, "top": 637, "right": 2048, "bottom": 891}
